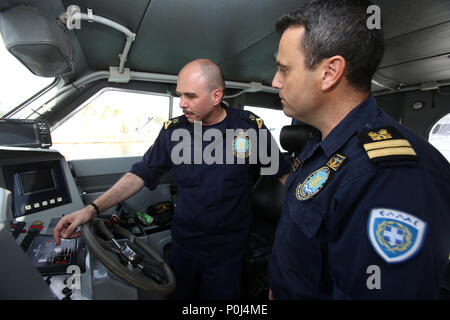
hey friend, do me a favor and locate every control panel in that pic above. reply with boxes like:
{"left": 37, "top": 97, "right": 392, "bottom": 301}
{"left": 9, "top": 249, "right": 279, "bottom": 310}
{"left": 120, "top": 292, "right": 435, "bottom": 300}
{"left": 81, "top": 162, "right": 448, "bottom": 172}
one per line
{"left": 3, "top": 160, "right": 71, "bottom": 217}
{"left": 36, "top": 121, "right": 52, "bottom": 147}
{"left": 25, "top": 234, "right": 86, "bottom": 276}
{"left": 0, "top": 147, "right": 89, "bottom": 299}
{"left": 22, "top": 196, "right": 66, "bottom": 215}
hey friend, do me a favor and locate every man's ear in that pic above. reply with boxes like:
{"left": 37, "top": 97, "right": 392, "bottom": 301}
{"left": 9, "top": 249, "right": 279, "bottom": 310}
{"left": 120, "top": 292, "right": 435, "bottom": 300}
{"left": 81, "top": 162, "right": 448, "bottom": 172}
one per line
{"left": 212, "top": 88, "right": 224, "bottom": 104}
{"left": 320, "top": 56, "right": 346, "bottom": 91}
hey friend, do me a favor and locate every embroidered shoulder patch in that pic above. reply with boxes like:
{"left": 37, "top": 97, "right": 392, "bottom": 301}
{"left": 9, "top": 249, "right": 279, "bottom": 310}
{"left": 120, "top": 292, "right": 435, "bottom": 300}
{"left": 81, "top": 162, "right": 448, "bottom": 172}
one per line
{"left": 357, "top": 126, "right": 417, "bottom": 163}
{"left": 367, "top": 208, "right": 427, "bottom": 264}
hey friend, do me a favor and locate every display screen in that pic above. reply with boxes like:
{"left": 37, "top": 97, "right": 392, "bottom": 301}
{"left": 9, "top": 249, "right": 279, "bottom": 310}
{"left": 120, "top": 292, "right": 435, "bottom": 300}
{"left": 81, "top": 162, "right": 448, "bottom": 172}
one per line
{"left": 0, "top": 123, "right": 37, "bottom": 146}
{"left": 19, "top": 169, "right": 56, "bottom": 194}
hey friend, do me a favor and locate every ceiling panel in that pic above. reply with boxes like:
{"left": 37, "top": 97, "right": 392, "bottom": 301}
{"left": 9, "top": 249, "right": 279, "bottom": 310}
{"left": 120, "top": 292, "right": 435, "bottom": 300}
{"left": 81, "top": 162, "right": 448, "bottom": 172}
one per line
{"left": 376, "top": 54, "right": 450, "bottom": 87}
{"left": 372, "top": 0, "right": 450, "bottom": 39}
{"left": 127, "top": 0, "right": 302, "bottom": 76}
{"left": 0, "top": 0, "right": 448, "bottom": 90}
{"left": 381, "top": 22, "right": 450, "bottom": 68}
{"left": 219, "top": 33, "right": 280, "bottom": 85}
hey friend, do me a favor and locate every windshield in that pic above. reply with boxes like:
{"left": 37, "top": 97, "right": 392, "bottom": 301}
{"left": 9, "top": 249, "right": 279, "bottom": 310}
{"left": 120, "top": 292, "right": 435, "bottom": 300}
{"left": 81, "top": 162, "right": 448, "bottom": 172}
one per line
{"left": 0, "top": 37, "right": 55, "bottom": 117}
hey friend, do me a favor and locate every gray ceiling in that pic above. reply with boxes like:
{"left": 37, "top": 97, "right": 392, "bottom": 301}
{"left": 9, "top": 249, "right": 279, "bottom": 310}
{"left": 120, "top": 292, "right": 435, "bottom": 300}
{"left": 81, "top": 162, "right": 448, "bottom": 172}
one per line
{"left": 59, "top": 0, "right": 303, "bottom": 83}
{"left": 374, "top": 0, "right": 450, "bottom": 90}
{"left": 1, "top": 0, "right": 450, "bottom": 92}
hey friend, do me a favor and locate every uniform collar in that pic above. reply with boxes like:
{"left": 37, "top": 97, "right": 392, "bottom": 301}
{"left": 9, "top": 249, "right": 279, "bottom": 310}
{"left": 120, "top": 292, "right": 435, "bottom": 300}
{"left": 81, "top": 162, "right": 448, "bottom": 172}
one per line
{"left": 320, "top": 95, "right": 380, "bottom": 157}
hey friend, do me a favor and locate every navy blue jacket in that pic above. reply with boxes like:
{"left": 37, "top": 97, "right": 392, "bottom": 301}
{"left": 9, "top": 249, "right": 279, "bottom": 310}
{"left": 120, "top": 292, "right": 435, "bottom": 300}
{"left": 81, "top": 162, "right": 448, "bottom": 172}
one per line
{"left": 130, "top": 104, "right": 290, "bottom": 260}
{"left": 269, "top": 96, "right": 450, "bottom": 299}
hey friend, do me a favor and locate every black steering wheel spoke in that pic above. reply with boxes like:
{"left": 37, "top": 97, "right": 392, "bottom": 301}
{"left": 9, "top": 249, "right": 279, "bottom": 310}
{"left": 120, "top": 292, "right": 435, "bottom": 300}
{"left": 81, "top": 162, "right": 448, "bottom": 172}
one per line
{"left": 81, "top": 218, "right": 176, "bottom": 296}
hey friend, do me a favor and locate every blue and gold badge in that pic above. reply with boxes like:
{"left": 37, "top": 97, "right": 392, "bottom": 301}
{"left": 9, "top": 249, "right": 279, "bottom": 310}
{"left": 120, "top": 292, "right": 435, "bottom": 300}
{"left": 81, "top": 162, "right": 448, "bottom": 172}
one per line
{"left": 368, "top": 208, "right": 427, "bottom": 263}
{"left": 327, "top": 154, "right": 346, "bottom": 171}
{"left": 295, "top": 153, "right": 346, "bottom": 201}
{"left": 296, "top": 166, "right": 331, "bottom": 201}
{"left": 233, "top": 130, "right": 252, "bottom": 159}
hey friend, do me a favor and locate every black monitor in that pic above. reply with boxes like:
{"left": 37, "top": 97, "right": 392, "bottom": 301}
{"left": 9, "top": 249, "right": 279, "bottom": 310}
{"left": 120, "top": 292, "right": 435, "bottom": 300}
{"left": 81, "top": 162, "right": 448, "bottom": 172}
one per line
{"left": 0, "top": 119, "right": 52, "bottom": 148}
{"left": 3, "top": 160, "right": 71, "bottom": 217}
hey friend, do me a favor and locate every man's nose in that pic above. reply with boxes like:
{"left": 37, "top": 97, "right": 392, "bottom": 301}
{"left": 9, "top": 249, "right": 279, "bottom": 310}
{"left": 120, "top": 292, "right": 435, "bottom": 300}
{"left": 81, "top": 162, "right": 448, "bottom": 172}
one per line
{"left": 272, "top": 72, "right": 282, "bottom": 89}
{"left": 179, "top": 96, "right": 188, "bottom": 108}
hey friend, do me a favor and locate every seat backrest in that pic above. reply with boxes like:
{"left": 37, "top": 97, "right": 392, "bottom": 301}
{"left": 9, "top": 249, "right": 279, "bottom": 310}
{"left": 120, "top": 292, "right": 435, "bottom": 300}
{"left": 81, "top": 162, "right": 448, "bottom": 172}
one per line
{"left": 252, "top": 175, "right": 285, "bottom": 223}
{"left": 280, "top": 123, "right": 314, "bottom": 153}
{"left": 251, "top": 123, "right": 314, "bottom": 223}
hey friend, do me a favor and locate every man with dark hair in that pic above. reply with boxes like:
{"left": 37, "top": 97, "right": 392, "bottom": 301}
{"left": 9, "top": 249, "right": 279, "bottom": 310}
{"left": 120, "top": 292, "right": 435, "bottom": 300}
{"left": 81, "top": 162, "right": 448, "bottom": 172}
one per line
{"left": 54, "top": 58, "right": 290, "bottom": 299}
{"left": 269, "top": 0, "right": 450, "bottom": 299}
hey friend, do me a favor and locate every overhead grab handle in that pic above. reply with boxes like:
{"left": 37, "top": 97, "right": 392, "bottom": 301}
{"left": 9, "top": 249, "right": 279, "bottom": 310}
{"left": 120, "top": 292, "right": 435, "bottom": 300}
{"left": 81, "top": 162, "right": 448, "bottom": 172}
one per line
{"left": 61, "top": 5, "right": 136, "bottom": 73}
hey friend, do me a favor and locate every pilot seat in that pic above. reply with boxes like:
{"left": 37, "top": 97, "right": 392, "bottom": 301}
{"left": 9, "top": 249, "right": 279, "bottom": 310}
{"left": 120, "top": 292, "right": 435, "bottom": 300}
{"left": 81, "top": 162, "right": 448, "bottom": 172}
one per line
{"left": 242, "top": 123, "right": 313, "bottom": 299}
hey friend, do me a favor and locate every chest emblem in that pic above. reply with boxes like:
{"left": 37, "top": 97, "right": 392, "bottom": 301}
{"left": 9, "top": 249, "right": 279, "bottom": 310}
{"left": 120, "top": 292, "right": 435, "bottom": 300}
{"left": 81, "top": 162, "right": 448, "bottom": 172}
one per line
{"left": 233, "top": 130, "right": 252, "bottom": 159}
{"left": 296, "top": 166, "right": 330, "bottom": 201}
{"left": 295, "top": 153, "right": 346, "bottom": 201}
{"left": 368, "top": 208, "right": 427, "bottom": 264}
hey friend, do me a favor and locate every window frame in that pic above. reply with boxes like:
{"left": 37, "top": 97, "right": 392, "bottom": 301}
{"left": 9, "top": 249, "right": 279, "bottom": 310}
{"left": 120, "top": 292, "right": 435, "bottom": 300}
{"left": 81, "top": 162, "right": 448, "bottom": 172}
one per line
{"left": 3, "top": 78, "right": 60, "bottom": 119}
{"left": 49, "top": 87, "right": 175, "bottom": 160}
{"left": 51, "top": 87, "right": 174, "bottom": 132}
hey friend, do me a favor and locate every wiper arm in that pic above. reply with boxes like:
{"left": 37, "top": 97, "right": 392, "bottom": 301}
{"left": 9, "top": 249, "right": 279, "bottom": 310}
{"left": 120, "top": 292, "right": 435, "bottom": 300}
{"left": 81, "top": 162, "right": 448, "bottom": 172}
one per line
{"left": 136, "top": 116, "right": 153, "bottom": 134}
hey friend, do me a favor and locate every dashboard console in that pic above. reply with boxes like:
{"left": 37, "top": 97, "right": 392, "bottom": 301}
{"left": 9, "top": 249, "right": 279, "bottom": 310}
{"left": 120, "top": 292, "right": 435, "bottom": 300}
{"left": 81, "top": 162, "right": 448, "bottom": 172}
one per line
{"left": 3, "top": 159, "right": 71, "bottom": 218}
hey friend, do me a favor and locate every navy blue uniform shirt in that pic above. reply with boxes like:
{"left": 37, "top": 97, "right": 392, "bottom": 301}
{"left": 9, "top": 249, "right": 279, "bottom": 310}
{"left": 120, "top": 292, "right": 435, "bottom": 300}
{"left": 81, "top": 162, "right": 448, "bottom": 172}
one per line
{"left": 130, "top": 104, "right": 290, "bottom": 260}
{"left": 269, "top": 96, "right": 450, "bottom": 299}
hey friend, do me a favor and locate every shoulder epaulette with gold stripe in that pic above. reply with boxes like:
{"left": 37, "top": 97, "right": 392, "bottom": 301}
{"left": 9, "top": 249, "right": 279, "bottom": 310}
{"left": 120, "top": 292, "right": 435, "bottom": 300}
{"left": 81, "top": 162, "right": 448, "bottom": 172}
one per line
{"left": 357, "top": 126, "right": 417, "bottom": 163}
{"left": 240, "top": 111, "right": 264, "bottom": 129}
{"left": 163, "top": 115, "right": 187, "bottom": 130}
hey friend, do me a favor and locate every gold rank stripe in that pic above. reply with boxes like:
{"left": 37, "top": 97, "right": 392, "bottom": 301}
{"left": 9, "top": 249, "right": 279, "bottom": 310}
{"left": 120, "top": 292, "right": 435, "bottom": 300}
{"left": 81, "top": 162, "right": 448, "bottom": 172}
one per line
{"left": 363, "top": 139, "right": 411, "bottom": 151}
{"left": 367, "top": 147, "right": 417, "bottom": 159}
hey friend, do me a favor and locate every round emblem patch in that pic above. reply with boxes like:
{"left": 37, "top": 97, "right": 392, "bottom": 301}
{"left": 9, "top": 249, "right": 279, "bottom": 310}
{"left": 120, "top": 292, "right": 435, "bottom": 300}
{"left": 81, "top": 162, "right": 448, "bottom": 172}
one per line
{"left": 233, "top": 131, "right": 251, "bottom": 158}
{"left": 296, "top": 166, "right": 331, "bottom": 201}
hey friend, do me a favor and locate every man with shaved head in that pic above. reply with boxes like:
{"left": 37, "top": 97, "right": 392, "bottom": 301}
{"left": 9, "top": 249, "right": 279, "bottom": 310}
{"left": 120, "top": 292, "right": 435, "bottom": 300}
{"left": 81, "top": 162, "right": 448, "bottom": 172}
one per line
{"left": 54, "top": 58, "right": 290, "bottom": 299}
{"left": 196, "top": 58, "right": 226, "bottom": 91}
{"left": 176, "top": 59, "right": 226, "bottom": 125}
